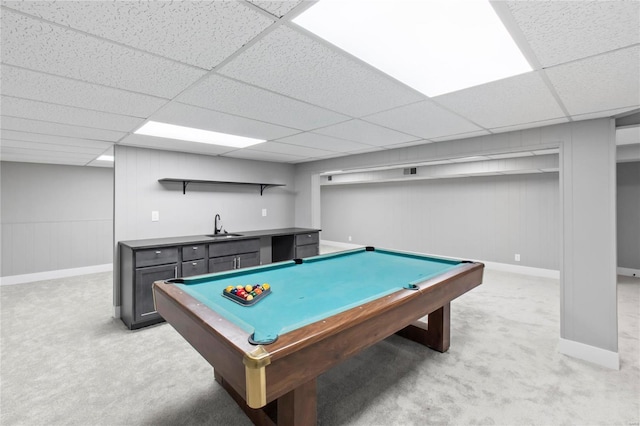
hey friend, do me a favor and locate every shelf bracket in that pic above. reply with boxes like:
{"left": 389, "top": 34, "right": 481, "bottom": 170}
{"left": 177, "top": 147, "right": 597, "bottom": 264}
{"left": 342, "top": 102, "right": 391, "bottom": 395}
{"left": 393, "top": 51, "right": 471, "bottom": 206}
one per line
{"left": 182, "top": 180, "right": 190, "bottom": 195}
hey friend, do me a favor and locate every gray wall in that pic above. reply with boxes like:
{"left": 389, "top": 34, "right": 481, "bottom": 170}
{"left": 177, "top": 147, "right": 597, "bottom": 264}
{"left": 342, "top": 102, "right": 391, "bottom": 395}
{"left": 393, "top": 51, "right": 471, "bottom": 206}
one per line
{"left": 617, "top": 161, "right": 640, "bottom": 270}
{"left": 321, "top": 173, "right": 559, "bottom": 269}
{"left": 1, "top": 161, "right": 113, "bottom": 277}
{"left": 113, "top": 145, "right": 296, "bottom": 308}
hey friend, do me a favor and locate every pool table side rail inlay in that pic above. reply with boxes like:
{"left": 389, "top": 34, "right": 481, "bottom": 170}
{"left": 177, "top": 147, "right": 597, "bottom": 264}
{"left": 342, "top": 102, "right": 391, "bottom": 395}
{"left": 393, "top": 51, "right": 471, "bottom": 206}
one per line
{"left": 153, "top": 255, "right": 484, "bottom": 413}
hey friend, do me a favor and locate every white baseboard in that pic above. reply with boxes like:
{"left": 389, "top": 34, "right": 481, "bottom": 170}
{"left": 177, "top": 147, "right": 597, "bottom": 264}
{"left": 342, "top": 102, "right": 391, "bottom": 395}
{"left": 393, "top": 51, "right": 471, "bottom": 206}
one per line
{"left": 321, "top": 240, "right": 363, "bottom": 250}
{"left": 0, "top": 264, "right": 113, "bottom": 286}
{"left": 481, "top": 261, "right": 560, "bottom": 279}
{"left": 558, "top": 337, "right": 620, "bottom": 370}
{"left": 617, "top": 267, "right": 639, "bottom": 278}
{"left": 321, "top": 241, "right": 560, "bottom": 279}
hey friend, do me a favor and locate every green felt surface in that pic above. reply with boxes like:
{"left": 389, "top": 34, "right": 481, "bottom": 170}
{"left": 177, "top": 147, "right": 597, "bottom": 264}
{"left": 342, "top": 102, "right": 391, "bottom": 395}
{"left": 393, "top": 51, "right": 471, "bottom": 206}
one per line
{"left": 174, "top": 248, "right": 461, "bottom": 344}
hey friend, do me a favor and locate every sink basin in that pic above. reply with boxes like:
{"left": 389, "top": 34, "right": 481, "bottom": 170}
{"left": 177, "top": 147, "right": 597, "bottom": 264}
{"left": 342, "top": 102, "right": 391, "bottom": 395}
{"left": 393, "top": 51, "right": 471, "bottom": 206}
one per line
{"left": 206, "top": 233, "right": 243, "bottom": 239}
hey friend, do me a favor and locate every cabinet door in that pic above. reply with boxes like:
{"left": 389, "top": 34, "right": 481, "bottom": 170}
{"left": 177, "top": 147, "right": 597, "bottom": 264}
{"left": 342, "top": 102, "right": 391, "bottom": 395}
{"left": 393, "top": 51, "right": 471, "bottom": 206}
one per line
{"left": 295, "top": 244, "right": 319, "bottom": 259}
{"left": 134, "top": 264, "right": 177, "bottom": 323}
{"left": 237, "top": 251, "right": 260, "bottom": 269}
{"left": 209, "top": 255, "right": 237, "bottom": 273}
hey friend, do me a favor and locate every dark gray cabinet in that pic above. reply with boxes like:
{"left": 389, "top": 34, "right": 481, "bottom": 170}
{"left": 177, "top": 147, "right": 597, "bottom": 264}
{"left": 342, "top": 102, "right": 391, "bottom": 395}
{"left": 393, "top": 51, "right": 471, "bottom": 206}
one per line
{"left": 120, "top": 245, "right": 178, "bottom": 329}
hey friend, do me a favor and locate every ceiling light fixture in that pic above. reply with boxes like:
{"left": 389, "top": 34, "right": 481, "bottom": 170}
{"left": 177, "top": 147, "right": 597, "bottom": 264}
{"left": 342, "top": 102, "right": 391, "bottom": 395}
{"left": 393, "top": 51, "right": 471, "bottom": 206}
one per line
{"left": 135, "top": 121, "right": 265, "bottom": 148}
{"left": 97, "top": 155, "right": 114, "bottom": 162}
{"left": 293, "top": 0, "right": 532, "bottom": 97}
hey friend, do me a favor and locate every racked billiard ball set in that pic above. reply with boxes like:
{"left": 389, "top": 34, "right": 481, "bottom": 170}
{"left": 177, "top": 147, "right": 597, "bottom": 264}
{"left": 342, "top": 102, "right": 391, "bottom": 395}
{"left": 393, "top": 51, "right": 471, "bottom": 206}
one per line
{"left": 223, "top": 283, "right": 271, "bottom": 305}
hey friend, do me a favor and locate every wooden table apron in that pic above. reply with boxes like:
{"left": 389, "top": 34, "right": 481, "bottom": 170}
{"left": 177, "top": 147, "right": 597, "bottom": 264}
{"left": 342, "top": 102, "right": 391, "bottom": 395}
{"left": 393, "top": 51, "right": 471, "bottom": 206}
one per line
{"left": 153, "top": 261, "right": 484, "bottom": 424}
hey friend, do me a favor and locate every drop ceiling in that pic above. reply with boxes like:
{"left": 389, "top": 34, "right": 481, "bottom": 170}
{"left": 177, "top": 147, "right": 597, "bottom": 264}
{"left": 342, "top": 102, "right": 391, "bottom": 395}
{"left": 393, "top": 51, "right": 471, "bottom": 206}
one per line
{"left": 0, "top": 0, "right": 638, "bottom": 167}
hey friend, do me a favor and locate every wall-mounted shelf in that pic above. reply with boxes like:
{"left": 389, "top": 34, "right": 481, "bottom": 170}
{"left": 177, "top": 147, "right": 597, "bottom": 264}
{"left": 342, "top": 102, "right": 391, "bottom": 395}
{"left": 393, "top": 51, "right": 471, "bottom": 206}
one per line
{"left": 158, "top": 178, "right": 285, "bottom": 195}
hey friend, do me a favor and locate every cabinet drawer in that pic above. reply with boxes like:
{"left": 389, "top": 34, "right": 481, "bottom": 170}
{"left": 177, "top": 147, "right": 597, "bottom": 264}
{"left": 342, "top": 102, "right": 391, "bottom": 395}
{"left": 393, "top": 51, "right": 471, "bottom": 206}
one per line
{"left": 182, "top": 245, "right": 205, "bottom": 261}
{"left": 181, "top": 259, "right": 207, "bottom": 277}
{"left": 135, "top": 247, "right": 178, "bottom": 267}
{"left": 209, "top": 255, "right": 236, "bottom": 273}
{"left": 295, "top": 244, "right": 319, "bottom": 259}
{"left": 209, "top": 239, "right": 260, "bottom": 257}
{"left": 295, "top": 232, "right": 319, "bottom": 246}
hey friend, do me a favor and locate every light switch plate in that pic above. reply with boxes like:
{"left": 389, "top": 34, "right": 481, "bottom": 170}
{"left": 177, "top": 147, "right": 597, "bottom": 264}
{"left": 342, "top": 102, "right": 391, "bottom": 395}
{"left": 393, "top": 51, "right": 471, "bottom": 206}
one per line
{"left": 152, "top": 211, "right": 159, "bottom": 222}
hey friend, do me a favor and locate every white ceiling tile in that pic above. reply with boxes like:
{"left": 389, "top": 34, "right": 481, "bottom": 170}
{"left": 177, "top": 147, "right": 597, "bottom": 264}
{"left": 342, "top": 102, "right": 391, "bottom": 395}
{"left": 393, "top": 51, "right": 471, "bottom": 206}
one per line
{"left": 223, "top": 149, "right": 307, "bottom": 163}
{"left": 218, "top": 25, "right": 424, "bottom": 117}
{"left": 483, "top": 118, "right": 570, "bottom": 136}
{"left": 573, "top": 107, "right": 639, "bottom": 122}
{"left": 5, "top": 1, "right": 275, "bottom": 69}
{"left": 430, "top": 130, "right": 492, "bottom": 143}
{"left": 119, "top": 134, "right": 234, "bottom": 156}
{"left": 0, "top": 65, "right": 167, "bottom": 117}
{"left": 152, "top": 103, "right": 299, "bottom": 141}
{"left": 435, "top": 72, "right": 566, "bottom": 129}
{"left": 0, "top": 153, "right": 89, "bottom": 166}
{"left": 1, "top": 139, "right": 106, "bottom": 155}
{"left": 176, "top": 74, "right": 349, "bottom": 131}
{"left": 364, "top": 101, "right": 483, "bottom": 139}
{"left": 313, "top": 119, "right": 418, "bottom": 146}
{"left": 1, "top": 130, "right": 113, "bottom": 150}
{"left": 243, "top": 141, "right": 336, "bottom": 158}
{"left": 246, "top": 1, "right": 304, "bottom": 18}
{"left": 506, "top": 1, "right": 640, "bottom": 67}
{"left": 1, "top": 9, "right": 206, "bottom": 98}
{"left": 545, "top": 46, "right": 640, "bottom": 116}
{"left": 1, "top": 117, "right": 125, "bottom": 142}
{"left": 1, "top": 97, "right": 143, "bottom": 132}
{"left": 0, "top": 146, "right": 98, "bottom": 161}
{"left": 274, "top": 132, "right": 374, "bottom": 153}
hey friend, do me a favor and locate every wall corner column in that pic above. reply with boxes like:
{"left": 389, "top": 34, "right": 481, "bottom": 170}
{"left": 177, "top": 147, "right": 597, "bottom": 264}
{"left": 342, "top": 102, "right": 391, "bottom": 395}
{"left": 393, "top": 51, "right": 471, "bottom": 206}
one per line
{"left": 559, "top": 118, "right": 619, "bottom": 369}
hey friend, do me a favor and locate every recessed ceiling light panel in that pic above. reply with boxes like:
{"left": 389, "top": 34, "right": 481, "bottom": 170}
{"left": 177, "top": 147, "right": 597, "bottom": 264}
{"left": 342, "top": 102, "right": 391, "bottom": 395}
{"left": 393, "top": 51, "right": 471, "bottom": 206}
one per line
{"left": 135, "top": 121, "right": 265, "bottom": 148}
{"left": 293, "top": 0, "right": 532, "bottom": 97}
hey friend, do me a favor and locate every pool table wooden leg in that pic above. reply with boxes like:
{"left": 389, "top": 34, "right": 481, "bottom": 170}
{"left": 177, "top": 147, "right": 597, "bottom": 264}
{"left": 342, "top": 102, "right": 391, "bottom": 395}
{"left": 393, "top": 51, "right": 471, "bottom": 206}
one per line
{"left": 277, "top": 378, "right": 317, "bottom": 426}
{"left": 395, "top": 303, "right": 451, "bottom": 352}
{"left": 213, "top": 369, "right": 316, "bottom": 426}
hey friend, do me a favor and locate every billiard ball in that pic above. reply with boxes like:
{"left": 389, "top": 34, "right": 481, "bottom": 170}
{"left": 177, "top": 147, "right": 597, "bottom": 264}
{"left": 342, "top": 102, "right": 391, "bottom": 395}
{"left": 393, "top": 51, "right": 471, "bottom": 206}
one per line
{"left": 244, "top": 284, "right": 253, "bottom": 292}
{"left": 254, "top": 288, "right": 262, "bottom": 295}
{"left": 236, "top": 285, "right": 244, "bottom": 290}
{"left": 262, "top": 283, "right": 270, "bottom": 290}
{"left": 246, "top": 295, "right": 254, "bottom": 301}
{"left": 225, "top": 286, "right": 234, "bottom": 293}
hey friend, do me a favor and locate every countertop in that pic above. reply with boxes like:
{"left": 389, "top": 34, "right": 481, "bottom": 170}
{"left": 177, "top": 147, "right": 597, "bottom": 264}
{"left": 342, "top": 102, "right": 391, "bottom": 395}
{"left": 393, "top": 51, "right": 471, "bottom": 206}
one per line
{"left": 119, "top": 227, "right": 321, "bottom": 249}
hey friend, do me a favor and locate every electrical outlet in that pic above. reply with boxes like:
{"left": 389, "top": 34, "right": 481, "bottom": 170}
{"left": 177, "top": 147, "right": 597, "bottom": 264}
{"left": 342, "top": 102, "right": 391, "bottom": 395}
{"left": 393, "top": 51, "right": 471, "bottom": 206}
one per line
{"left": 151, "top": 211, "right": 159, "bottom": 222}
{"left": 348, "top": 236, "right": 352, "bottom": 242}
{"left": 515, "top": 254, "right": 520, "bottom": 262}
{"left": 262, "top": 208, "right": 267, "bottom": 217}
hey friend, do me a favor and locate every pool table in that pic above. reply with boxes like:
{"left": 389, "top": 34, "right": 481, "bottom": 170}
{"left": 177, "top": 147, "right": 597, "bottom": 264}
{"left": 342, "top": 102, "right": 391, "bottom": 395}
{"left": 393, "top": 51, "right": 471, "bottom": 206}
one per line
{"left": 153, "top": 246, "right": 484, "bottom": 426}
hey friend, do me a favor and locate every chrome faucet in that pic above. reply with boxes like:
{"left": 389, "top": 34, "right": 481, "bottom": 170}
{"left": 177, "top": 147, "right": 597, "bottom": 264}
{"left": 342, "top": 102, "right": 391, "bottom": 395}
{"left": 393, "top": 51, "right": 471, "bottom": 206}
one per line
{"left": 214, "top": 214, "right": 222, "bottom": 235}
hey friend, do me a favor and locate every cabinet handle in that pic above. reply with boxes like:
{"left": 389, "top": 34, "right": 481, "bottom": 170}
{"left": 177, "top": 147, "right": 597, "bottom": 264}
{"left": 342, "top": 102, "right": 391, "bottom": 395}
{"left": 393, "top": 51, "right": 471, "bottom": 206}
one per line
{"left": 237, "top": 257, "right": 241, "bottom": 269}
{"left": 155, "top": 251, "right": 161, "bottom": 254}
{"left": 141, "top": 311, "right": 158, "bottom": 317}
{"left": 192, "top": 262, "right": 197, "bottom": 266}
{"left": 192, "top": 247, "right": 198, "bottom": 250}
{"left": 233, "top": 257, "right": 237, "bottom": 269}
{"left": 174, "top": 267, "right": 177, "bottom": 278}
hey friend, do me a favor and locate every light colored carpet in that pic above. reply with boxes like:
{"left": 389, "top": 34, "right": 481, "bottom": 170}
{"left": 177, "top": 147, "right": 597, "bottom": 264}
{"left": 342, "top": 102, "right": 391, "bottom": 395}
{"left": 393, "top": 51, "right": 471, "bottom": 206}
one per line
{"left": 1, "top": 257, "right": 638, "bottom": 425}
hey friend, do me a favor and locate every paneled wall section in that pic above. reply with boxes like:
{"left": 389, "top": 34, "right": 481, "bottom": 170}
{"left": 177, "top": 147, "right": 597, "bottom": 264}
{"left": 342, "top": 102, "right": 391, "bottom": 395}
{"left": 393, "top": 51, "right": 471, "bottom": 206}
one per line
{"left": 0, "top": 161, "right": 113, "bottom": 277}
{"left": 321, "top": 173, "right": 560, "bottom": 269}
